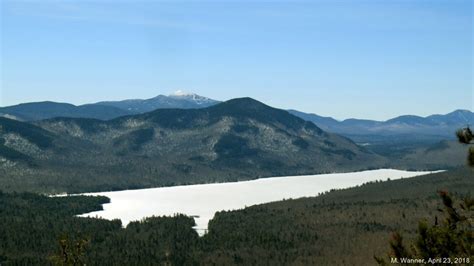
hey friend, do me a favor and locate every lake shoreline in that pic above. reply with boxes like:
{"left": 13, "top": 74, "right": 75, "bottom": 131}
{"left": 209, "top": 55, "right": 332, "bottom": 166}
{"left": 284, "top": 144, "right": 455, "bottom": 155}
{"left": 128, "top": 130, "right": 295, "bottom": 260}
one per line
{"left": 78, "top": 169, "right": 442, "bottom": 235}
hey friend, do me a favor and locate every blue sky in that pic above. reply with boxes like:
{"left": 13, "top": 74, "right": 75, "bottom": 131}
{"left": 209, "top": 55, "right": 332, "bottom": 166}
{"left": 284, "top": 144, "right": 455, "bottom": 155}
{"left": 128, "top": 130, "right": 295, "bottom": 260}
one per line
{"left": 0, "top": 0, "right": 472, "bottom": 120}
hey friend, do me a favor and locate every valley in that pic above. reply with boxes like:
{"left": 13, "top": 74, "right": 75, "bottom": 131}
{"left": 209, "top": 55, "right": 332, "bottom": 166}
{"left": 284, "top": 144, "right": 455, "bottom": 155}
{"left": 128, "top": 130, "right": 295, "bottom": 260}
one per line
{"left": 2, "top": 1, "right": 471, "bottom": 264}
{"left": 0, "top": 98, "right": 474, "bottom": 265}
{"left": 1, "top": 167, "right": 471, "bottom": 265}
{"left": 0, "top": 96, "right": 471, "bottom": 265}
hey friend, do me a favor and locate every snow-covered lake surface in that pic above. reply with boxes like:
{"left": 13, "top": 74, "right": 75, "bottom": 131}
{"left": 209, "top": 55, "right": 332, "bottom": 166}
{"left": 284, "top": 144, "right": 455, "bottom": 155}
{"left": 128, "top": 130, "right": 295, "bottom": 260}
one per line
{"left": 79, "top": 169, "right": 438, "bottom": 235}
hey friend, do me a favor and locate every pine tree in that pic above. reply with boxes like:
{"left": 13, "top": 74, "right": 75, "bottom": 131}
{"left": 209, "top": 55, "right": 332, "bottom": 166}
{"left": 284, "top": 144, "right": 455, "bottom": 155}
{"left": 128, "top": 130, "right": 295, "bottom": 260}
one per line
{"left": 376, "top": 127, "right": 474, "bottom": 265}
{"left": 375, "top": 192, "right": 473, "bottom": 265}
{"left": 456, "top": 127, "right": 474, "bottom": 166}
{"left": 49, "top": 234, "right": 90, "bottom": 266}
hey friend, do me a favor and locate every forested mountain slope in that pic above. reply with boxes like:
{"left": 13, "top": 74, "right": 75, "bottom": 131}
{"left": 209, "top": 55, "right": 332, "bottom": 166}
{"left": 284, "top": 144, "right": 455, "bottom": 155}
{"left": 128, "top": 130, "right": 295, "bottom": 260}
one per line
{"left": 0, "top": 98, "right": 385, "bottom": 193}
{"left": 0, "top": 102, "right": 132, "bottom": 121}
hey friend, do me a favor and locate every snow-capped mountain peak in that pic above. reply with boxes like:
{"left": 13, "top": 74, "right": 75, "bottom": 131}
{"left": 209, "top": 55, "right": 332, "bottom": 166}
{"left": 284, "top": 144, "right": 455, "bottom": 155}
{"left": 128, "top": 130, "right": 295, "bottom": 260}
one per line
{"left": 169, "top": 90, "right": 194, "bottom": 97}
{"left": 168, "top": 90, "right": 218, "bottom": 105}
{"left": 94, "top": 90, "right": 220, "bottom": 113}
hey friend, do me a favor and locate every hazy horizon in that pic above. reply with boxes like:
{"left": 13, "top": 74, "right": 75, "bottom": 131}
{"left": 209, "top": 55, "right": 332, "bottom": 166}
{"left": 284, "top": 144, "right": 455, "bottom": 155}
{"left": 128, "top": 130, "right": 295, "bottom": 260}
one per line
{"left": 1, "top": 0, "right": 472, "bottom": 120}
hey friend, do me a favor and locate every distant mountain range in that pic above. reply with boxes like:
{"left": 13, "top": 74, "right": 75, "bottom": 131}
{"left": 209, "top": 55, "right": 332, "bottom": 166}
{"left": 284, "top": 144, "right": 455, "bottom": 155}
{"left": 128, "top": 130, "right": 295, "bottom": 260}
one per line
{"left": 0, "top": 91, "right": 220, "bottom": 121}
{"left": 96, "top": 90, "right": 220, "bottom": 113}
{"left": 1, "top": 91, "right": 471, "bottom": 141}
{"left": 0, "top": 102, "right": 131, "bottom": 121}
{"left": 0, "top": 98, "right": 386, "bottom": 193}
{"left": 288, "top": 109, "right": 474, "bottom": 140}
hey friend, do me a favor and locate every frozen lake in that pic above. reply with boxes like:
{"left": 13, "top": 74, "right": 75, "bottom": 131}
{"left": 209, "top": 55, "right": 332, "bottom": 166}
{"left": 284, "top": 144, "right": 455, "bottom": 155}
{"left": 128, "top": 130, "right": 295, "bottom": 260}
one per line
{"left": 79, "top": 169, "right": 438, "bottom": 235}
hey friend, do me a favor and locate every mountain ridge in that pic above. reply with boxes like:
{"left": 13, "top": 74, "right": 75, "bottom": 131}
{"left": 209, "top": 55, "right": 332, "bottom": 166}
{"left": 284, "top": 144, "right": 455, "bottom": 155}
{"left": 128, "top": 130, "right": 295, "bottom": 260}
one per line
{"left": 0, "top": 101, "right": 133, "bottom": 121}
{"left": 2, "top": 93, "right": 471, "bottom": 141}
{"left": 0, "top": 98, "right": 385, "bottom": 193}
{"left": 288, "top": 109, "right": 473, "bottom": 138}
{"left": 0, "top": 91, "right": 221, "bottom": 121}
{"left": 2, "top": 93, "right": 471, "bottom": 130}
{"left": 95, "top": 91, "right": 220, "bottom": 114}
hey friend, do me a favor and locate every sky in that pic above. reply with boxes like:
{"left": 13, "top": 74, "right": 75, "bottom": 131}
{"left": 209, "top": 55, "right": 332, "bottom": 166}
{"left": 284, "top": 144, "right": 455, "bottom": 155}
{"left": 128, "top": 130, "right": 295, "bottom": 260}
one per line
{"left": 0, "top": 0, "right": 472, "bottom": 120}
